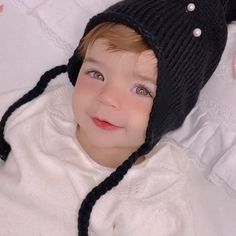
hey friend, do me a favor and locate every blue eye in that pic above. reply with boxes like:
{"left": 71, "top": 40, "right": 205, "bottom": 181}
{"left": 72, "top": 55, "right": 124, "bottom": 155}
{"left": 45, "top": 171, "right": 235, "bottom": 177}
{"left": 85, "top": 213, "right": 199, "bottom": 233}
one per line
{"left": 86, "top": 70, "right": 104, "bottom": 81}
{"left": 134, "top": 85, "right": 153, "bottom": 98}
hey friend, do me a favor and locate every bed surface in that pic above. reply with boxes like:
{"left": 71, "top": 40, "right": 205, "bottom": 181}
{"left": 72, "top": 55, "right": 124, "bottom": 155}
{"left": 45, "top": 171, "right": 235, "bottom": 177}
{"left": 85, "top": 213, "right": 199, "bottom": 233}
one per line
{"left": 0, "top": 1, "right": 236, "bottom": 235}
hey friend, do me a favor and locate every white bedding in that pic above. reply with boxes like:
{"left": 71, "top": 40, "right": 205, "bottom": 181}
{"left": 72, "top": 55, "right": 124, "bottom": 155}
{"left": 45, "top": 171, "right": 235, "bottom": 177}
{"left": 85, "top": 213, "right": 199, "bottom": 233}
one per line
{"left": 0, "top": 1, "right": 236, "bottom": 235}
{"left": 0, "top": 0, "right": 119, "bottom": 92}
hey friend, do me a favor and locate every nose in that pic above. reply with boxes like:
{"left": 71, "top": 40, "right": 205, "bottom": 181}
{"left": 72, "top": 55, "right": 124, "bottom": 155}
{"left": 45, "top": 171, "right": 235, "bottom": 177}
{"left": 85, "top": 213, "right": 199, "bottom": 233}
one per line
{"left": 97, "top": 83, "right": 122, "bottom": 109}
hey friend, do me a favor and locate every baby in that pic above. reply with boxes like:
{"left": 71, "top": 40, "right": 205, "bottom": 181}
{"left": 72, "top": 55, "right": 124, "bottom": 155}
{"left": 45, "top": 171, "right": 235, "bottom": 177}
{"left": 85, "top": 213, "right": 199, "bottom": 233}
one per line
{"left": 73, "top": 23, "right": 157, "bottom": 168}
{"left": 0, "top": 0, "right": 235, "bottom": 235}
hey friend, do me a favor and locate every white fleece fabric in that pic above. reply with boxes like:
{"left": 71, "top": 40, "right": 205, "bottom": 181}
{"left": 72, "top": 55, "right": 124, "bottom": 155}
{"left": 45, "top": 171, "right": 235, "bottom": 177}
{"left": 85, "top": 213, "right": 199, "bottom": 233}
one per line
{"left": 0, "top": 85, "right": 236, "bottom": 236}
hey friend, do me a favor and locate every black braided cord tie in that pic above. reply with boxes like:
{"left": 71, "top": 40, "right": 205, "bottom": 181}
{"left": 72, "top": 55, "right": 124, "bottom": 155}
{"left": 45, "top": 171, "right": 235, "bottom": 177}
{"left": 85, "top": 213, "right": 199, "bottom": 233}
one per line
{"left": 0, "top": 137, "right": 11, "bottom": 161}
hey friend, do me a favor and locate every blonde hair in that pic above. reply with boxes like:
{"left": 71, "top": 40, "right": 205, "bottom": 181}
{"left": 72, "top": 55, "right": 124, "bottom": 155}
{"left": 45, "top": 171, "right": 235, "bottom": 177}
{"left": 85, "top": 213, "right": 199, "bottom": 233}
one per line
{"left": 78, "top": 23, "right": 151, "bottom": 58}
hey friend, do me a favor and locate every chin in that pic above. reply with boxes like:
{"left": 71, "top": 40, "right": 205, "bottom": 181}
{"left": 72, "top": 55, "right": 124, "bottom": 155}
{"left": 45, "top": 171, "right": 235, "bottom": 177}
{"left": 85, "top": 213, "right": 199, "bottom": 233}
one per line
{"left": 87, "top": 135, "right": 135, "bottom": 149}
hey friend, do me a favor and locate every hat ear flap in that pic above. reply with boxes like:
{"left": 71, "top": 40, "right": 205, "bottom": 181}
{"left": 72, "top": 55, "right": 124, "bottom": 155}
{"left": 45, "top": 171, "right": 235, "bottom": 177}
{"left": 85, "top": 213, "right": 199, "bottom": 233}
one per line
{"left": 226, "top": 0, "right": 236, "bottom": 22}
{"left": 67, "top": 50, "right": 83, "bottom": 86}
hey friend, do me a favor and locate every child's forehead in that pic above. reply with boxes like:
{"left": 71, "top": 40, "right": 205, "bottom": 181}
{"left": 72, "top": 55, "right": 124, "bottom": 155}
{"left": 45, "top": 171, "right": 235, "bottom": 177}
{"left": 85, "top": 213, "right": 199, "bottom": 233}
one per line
{"left": 87, "top": 38, "right": 155, "bottom": 57}
{"left": 85, "top": 38, "right": 157, "bottom": 66}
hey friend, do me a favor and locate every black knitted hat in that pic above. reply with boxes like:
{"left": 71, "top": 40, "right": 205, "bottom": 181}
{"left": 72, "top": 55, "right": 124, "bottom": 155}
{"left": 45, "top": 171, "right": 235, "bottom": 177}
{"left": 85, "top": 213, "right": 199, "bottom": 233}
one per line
{"left": 68, "top": 0, "right": 229, "bottom": 152}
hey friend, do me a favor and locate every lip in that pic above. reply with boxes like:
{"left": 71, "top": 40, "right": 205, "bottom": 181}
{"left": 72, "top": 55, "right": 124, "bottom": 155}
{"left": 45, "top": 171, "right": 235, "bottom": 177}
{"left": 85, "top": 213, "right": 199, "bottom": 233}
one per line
{"left": 92, "top": 117, "right": 121, "bottom": 131}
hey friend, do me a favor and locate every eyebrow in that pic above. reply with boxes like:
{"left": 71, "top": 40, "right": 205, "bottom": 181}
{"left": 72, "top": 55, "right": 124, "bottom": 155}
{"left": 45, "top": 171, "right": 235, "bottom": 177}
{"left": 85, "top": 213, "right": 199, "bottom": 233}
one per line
{"left": 135, "top": 73, "right": 157, "bottom": 86}
{"left": 83, "top": 57, "right": 103, "bottom": 65}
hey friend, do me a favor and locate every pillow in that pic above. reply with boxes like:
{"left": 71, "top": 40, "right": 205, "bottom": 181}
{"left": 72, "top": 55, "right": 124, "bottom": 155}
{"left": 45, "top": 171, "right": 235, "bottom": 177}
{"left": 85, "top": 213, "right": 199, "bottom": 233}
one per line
{"left": 0, "top": 0, "right": 67, "bottom": 92}
{"left": 0, "top": 0, "right": 119, "bottom": 92}
{"left": 8, "top": 0, "right": 120, "bottom": 54}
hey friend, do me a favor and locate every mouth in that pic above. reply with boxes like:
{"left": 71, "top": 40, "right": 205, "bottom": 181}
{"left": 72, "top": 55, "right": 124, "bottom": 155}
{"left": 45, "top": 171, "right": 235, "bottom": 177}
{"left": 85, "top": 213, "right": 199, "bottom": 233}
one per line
{"left": 92, "top": 117, "right": 121, "bottom": 131}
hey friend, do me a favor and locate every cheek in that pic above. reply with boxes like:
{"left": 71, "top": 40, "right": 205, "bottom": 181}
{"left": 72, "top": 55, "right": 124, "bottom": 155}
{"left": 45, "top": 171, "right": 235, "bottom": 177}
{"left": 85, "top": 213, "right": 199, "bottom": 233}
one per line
{"left": 72, "top": 76, "right": 89, "bottom": 120}
{"left": 73, "top": 75, "right": 100, "bottom": 103}
{"left": 75, "top": 75, "right": 94, "bottom": 94}
{"left": 72, "top": 75, "right": 102, "bottom": 119}
{"left": 129, "top": 97, "right": 153, "bottom": 117}
{"left": 126, "top": 98, "right": 153, "bottom": 131}
{"left": 126, "top": 103, "right": 152, "bottom": 144}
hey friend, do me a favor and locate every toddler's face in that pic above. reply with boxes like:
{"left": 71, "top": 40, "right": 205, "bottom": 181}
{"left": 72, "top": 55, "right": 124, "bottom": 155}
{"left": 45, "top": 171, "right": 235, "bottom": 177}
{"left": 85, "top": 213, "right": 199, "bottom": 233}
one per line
{"left": 73, "top": 38, "right": 157, "bottom": 155}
